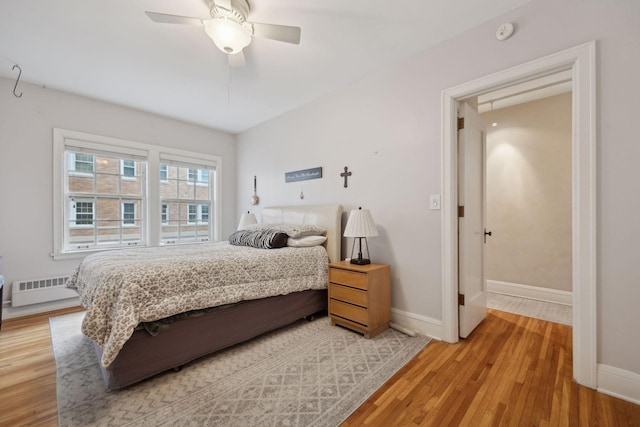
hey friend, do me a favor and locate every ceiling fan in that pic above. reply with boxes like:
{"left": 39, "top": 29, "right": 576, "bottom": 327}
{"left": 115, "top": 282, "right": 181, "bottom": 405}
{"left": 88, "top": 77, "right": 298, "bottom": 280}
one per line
{"left": 145, "top": 0, "right": 301, "bottom": 67}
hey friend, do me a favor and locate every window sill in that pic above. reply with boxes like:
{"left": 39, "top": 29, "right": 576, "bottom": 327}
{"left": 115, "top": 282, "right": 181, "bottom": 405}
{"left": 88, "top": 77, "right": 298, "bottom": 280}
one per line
{"left": 161, "top": 239, "right": 211, "bottom": 246}
{"left": 51, "top": 250, "right": 101, "bottom": 261}
{"left": 51, "top": 244, "right": 146, "bottom": 260}
{"left": 68, "top": 171, "right": 94, "bottom": 178}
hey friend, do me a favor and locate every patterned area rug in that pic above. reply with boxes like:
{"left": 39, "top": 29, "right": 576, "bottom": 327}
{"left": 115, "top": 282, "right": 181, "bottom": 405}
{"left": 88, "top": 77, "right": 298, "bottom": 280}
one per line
{"left": 51, "top": 312, "right": 430, "bottom": 426}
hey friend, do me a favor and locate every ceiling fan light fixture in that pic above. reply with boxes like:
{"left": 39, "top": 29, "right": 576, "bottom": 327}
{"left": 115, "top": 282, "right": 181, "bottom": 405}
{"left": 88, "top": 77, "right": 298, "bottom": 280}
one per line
{"left": 204, "top": 19, "right": 251, "bottom": 54}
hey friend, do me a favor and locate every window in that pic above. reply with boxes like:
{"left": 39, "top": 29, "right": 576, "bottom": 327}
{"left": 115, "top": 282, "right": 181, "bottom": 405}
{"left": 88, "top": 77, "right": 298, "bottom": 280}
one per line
{"left": 188, "top": 168, "right": 209, "bottom": 185}
{"left": 160, "top": 164, "right": 168, "bottom": 182}
{"left": 161, "top": 204, "right": 169, "bottom": 224}
{"left": 62, "top": 149, "right": 145, "bottom": 250}
{"left": 188, "top": 204, "right": 197, "bottom": 223}
{"left": 121, "top": 159, "right": 136, "bottom": 178}
{"left": 122, "top": 202, "right": 136, "bottom": 225}
{"left": 200, "top": 204, "right": 209, "bottom": 222}
{"left": 68, "top": 153, "right": 94, "bottom": 174}
{"left": 160, "top": 162, "right": 214, "bottom": 244}
{"left": 187, "top": 203, "right": 209, "bottom": 224}
{"left": 53, "top": 128, "right": 220, "bottom": 259}
{"left": 70, "top": 199, "right": 94, "bottom": 226}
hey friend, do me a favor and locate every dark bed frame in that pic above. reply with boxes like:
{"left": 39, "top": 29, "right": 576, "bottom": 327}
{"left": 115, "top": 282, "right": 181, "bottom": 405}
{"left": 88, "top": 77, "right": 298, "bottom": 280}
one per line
{"left": 93, "top": 204, "right": 343, "bottom": 390}
{"left": 96, "top": 289, "right": 327, "bottom": 389}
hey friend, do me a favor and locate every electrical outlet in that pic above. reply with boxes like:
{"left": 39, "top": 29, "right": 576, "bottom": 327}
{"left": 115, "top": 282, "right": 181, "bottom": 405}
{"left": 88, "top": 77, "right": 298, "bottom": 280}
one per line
{"left": 430, "top": 194, "right": 441, "bottom": 210}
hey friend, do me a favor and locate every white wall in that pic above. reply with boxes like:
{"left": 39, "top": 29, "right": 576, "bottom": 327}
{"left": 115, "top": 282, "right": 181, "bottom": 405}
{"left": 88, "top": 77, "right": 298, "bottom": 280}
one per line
{"left": 0, "top": 78, "right": 237, "bottom": 306}
{"left": 237, "top": 0, "right": 640, "bottom": 376}
{"left": 483, "top": 93, "right": 572, "bottom": 292}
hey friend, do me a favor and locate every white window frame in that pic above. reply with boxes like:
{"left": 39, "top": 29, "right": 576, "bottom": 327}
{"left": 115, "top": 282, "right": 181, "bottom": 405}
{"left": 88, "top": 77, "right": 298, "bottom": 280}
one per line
{"left": 52, "top": 128, "right": 222, "bottom": 260}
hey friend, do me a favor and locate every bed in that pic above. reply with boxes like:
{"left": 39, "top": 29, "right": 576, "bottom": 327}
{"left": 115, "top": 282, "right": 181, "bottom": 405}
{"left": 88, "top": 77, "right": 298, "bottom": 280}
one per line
{"left": 68, "top": 204, "right": 343, "bottom": 390}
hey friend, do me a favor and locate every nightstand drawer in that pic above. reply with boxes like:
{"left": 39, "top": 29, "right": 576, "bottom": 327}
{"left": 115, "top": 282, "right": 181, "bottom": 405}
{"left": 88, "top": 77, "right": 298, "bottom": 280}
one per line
{"left": 330, "top": 299, "right": 368, "bottom": 325}
{"left": 329, "top": 268, "right": 368, "bottom": 290}
{"left": 330, "top": 283, "right": 368, "bottom": 307}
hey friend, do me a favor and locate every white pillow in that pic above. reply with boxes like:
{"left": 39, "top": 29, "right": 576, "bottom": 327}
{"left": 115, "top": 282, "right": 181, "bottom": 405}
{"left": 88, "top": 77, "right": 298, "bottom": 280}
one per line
{"left": 287, "top": 235, "right": 327, "bottom": 247}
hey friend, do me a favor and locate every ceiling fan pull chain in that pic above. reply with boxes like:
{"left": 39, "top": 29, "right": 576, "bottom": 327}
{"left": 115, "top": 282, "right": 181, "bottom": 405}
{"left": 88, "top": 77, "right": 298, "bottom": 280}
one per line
{"left": 227, "top": 62, "right": 232, "bottom": 105}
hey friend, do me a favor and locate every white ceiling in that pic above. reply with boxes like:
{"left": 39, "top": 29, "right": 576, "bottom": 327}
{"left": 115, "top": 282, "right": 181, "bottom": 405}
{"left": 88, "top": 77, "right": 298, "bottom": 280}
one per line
{"left": 0, "top": 0, "right": 530, "bottom": 134}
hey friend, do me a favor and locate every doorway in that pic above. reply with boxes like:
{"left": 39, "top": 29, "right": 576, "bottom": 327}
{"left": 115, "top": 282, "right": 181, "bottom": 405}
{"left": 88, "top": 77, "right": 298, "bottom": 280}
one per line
{"left": 441, "top": 42, "right": 597, "bottom": 388}
{"left": 480, "top": 84, "right": 573, "bottom": 326}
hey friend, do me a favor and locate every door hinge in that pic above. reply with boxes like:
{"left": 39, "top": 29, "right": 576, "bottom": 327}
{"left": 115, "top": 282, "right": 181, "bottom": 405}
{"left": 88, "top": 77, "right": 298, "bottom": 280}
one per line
{"left": 458, "top": 293, "right": 465, "bottom": 306}
{"left": 458, "top": 205, "right": 464, "bottom": 218}
{"left": 457, "top": 117, "right": 465, "bottom": 130}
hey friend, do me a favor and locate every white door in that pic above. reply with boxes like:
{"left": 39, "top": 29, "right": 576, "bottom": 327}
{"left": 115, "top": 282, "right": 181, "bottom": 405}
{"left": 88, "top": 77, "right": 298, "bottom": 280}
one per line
{"left": 458, "top": 102, "right": 488, "bottom": 338}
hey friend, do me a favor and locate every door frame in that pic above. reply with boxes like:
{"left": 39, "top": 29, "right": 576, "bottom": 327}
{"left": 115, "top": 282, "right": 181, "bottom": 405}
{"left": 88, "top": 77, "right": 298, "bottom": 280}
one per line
{"left": 440, "top": 42, "right": 597, "bottom": 388}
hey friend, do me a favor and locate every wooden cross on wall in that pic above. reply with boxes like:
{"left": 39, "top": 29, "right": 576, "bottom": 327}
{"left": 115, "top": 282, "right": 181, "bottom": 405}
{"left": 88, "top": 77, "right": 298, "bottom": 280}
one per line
{"left": 340, "top": 167, "right": 352, "bottom": 188}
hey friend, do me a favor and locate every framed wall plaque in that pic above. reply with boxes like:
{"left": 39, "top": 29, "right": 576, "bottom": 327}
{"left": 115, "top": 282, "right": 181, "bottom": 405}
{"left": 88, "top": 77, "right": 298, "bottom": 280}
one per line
{"left": 285, "top": 167, "right": 322, "bottom": 183}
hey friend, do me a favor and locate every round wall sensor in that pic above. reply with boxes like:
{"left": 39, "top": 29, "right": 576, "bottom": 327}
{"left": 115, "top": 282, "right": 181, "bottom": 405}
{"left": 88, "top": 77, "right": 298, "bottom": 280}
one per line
{"left": 496, "top": 23, "right": 514, "bottom": 41}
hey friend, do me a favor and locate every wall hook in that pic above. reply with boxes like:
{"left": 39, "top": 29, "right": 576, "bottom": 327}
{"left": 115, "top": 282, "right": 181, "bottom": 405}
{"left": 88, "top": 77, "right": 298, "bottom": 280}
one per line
{"left": 12, "top": 64, "right": 23, "bottom": 98}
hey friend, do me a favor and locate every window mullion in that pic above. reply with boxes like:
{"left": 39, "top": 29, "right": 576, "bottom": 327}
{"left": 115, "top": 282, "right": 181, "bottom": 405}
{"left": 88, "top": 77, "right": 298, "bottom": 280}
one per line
{"left": 119, "top": 198, "right": 123, "bottom": 244}
{"left": 92, "top": 196, "right": 97, "bottom": 247}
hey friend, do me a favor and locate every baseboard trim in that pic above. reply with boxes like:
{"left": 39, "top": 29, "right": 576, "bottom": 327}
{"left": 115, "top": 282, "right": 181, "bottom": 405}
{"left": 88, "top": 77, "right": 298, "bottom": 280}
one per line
{"left": 2, "top": 297, "right": 80, "bottom": 320}
{"left": 391, "top": 307, "right": 443, "bottom": 340}
{"left": 486, "top": 280, "right": 572, "bottom": 306}
{"left": 597, "top": 364, "right": 640, "bottom": 405}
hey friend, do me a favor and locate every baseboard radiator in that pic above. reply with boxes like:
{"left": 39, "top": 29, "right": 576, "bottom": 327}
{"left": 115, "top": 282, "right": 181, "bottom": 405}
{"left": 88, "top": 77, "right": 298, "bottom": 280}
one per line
{"left": 11, "top": 276, "right": 78, "bottom": 307}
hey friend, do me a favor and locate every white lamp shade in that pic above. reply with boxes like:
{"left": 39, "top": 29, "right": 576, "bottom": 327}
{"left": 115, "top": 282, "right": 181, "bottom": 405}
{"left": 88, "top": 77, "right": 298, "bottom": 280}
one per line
{"left": 237, "top": 212, "right": 257, "bottom": 230}
{"left": 343, "top": 208, "right": 378, "bottom": 238}
{"left": 204, "top": 19, "right": 252, "bottom": 54}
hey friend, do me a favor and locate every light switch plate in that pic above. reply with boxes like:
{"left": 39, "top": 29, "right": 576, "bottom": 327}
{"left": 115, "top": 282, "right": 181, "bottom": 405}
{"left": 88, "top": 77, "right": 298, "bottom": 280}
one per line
{"left": 430, "top": 194, "right": 441, "bottom": 210}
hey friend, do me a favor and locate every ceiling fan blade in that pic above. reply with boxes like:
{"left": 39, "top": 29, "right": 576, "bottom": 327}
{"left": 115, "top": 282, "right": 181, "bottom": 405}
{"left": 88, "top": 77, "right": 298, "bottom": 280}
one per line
{"left": 145, "top": 11, "right": 203, "bottom": 26}
{"left": 228, "top": 51, "right": 246, "bottom": 68}
{"left": 251, "top": 22, "right": 301, "bottom": 44}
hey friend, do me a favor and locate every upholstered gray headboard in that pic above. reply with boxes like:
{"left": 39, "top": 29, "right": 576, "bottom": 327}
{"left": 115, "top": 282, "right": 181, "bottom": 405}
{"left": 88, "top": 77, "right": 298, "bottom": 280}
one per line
{"left": 261, "top": 204, "right": 343, "bottom": 263}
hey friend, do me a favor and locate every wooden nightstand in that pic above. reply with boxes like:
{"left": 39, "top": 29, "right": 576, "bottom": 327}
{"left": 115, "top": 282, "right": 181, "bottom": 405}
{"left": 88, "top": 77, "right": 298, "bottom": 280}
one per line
{"left": 328, "top": 261, "right": 391, "bottom": 338}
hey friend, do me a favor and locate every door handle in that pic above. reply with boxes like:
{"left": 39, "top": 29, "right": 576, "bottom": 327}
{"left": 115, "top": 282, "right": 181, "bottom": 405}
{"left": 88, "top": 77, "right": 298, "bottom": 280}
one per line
{"left": 484, "top": 229, "right": 492, "bottom": 243}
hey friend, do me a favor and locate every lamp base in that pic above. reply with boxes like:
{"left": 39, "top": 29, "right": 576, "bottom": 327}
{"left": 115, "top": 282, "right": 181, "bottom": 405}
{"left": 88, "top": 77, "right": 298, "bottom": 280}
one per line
{"left": 350, "top": 257, "right": 371, "bottom": 265}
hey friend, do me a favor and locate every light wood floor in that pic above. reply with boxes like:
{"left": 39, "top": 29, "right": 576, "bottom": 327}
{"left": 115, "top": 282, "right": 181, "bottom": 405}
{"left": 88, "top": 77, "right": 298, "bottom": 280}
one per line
{"left": 0, "top": 307, "right": 84, "bottom": 427}
{"left": 1, "top": 308, "right": 638, "bottom": 426}
{"left": 344, "top": 309, "right": 640, "bottom": 426}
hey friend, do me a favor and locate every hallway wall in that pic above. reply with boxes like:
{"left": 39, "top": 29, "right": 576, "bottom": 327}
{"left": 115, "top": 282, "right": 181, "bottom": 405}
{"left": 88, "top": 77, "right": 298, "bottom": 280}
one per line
{"left": 482, "top": 93, "right": 572, "bottom": 292}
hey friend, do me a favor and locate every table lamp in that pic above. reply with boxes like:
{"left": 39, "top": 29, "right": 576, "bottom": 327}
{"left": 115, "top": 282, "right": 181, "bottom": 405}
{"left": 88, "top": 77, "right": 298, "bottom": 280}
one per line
{"left": 343, "top": 207, "right": 378, "bottom": 265}
{"left": 237, "top": 211, "right": 257, "bottom": 230}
